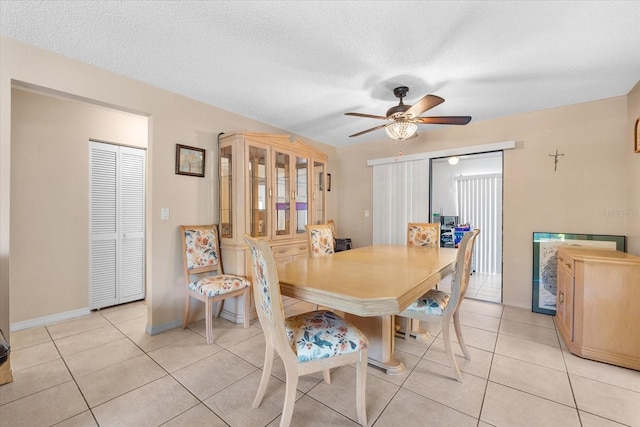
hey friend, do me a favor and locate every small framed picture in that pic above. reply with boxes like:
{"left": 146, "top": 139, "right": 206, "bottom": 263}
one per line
{"left": 175, "top": 144, "right": 205, "bottom": 177}
{"left": 635, "top": 118, "right": 639, "bottom": 153}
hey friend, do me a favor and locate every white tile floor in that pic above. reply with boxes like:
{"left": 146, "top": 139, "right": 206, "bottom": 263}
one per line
{"left": 2, "top": 298, "right": 639, "bottom": 427}
{"left": 466, "top": 272, "right": 502, "bottom": 304}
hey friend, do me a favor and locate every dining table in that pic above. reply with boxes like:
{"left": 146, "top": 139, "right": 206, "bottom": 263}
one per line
{"left": 277, "top": 244, "right": 457, "bottom": 375}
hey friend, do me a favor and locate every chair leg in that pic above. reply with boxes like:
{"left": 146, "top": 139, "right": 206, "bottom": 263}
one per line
{"left": 323, "top": 369, "right": 331, "bottom": 384}
{"left": 280, "top": 365, "right": 299, "bottom": 427}
{"left": 404, "top": 317, "right": 411, "bottom": 340}
{"left": 442, "top": 320, "right": 463, "bottom": 382}
{"left": 453, "top": 310, "right": 471, "bottom": 359}
{"left": 253, "top": 345, "right": 274, "bottom": 409}
{"left": 243, "top": 289, "right": 251, "bottom": 329}
{"left": 183, "top": 295, "right": 191, "bottom": 328}
{"left": 214, "top": 299, "right": 224, "bottom": 318}
{"left": 205, "top": 298, "right": 213, "bottom": 345}
{"left": 356, "top": 349, "right": 368, "bottom": 427}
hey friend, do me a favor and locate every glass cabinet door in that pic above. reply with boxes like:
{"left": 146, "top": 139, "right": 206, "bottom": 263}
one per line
{"left": 220, "top": 145, "right": 233, "bottom": 238}
{"left": 248, "top": 145, "right": 268, "bottom": 237}
{"left": 274, "top": 151, "right": 291, "bottom": 236}
{"left": 295, "top": 157, "right": 308, "bottom": 234}
{"left": 313, "top": 160, "right": 326, "bottom": 225}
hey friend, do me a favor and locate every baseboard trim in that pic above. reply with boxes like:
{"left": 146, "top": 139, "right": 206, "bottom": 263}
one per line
{"left": 10, "top": 308, "right": 92, "bottom": 332}
{"left": 501, "top": 298, "right": 531, "bottom": 311}
{"left": 146, "top": 319, "right": 183, "bottom": 336}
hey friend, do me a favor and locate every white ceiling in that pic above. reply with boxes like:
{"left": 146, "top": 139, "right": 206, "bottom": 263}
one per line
{"left": 1, "top": 1, "right": 639, "bottom": 147}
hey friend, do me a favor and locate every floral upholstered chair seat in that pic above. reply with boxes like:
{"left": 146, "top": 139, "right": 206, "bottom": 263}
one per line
{"left": 403, "top": 289, "right": 450, "bottom": 316}
{"left": 188, "top": 274, "right": 250, "bottom": 298}
{"left": 285, "top": 310, "right": 368, "bottom": 362}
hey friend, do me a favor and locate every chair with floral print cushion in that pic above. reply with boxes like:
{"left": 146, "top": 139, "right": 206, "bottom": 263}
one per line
{"left": 398, "top": 229, "right": 480, "bottom": 382}
{"left": 305, "top": 224, "right": 335, "bottom": 258}
{"left": 407, "top": 222, "right": 441, "bottom": 247}
{"left": 180, "top": 225, "right": 251, "bottom": 345}
{"left": 243, "top": 234, "right": 368, "bottom": 427}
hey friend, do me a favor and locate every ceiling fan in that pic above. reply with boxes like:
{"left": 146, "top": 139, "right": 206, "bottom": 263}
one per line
{"left": 345, "top": 86, "right": 472, "bottom": 140}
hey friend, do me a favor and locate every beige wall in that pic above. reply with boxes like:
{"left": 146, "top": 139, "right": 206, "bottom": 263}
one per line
{"left": 0, "top": 37, "right": 338, "bottom": 339}
{"left": 10, "top": 89, "right": 148, "bottom": 322}
{"left": 627, "top": 81, "right": 640, "bottom": 255}
{"left": 337, "top": 95, "right": 635, "bottom": 308}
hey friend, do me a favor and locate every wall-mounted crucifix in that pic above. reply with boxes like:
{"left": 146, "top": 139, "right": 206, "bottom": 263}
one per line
{"left": 549, "top": 149, "right": 565, "bottom": 172}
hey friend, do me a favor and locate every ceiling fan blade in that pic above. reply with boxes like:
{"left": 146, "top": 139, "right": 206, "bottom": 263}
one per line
{"left": 349, "top": 124, "right": 387, "bottom": 137}
{"left": 345, "top": 112, "right": 388, "bottom": 120}
{"left": 403, "top": 94, "right": 445, "bottom": 118}
{"left": 414, "top": 116, "right": 472, "bottom": 125}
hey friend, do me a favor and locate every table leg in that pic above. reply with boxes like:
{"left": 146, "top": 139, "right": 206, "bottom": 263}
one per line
{"left": 344, "top": 314, "right": 405, "bottom": 375}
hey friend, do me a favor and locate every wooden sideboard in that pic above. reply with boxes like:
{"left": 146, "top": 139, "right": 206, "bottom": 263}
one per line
{"left": 555, "top": 246, "right": 640, "bottom": 370}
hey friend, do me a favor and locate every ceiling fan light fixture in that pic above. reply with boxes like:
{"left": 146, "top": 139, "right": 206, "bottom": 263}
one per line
{"left": 385, "top": 120, "right": 417, "bottom": 140}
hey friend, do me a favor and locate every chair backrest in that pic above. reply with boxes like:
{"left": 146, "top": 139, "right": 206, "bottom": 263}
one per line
{"left": 445, "top": 229, "right": 480, "bottom": 314}
{"left": 407, "top": 222, "right": 441, "bottom": 247}
{"left": 243, "top": 234, "right": 293, "bottom": 360}
{"left": 180, "top": 225, "right": 224, "bottom": 280}
{"left": 305, "top": 224, "right": 335, "bottom": 257}
{"left": 327, "top": 219, "right": 337, "bottom": 237}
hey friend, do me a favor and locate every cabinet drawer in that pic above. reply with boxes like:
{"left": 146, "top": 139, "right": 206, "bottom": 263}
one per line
{"left": 557, "top": 251, "right": 575, "bottom": 276}
{"left": 272, "top": 242, "right": 308, "bottom": 265}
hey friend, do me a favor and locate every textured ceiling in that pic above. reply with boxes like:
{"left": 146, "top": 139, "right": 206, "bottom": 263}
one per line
{"left": 1, "top": 1, "right": 639, "bottom": 147}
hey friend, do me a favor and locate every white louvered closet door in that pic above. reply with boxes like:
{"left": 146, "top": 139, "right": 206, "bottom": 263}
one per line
{"left": 89, "top": 141, "right": 146, "bottom": 310}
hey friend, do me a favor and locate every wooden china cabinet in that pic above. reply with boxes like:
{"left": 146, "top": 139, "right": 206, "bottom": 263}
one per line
{"left": 218, "top": 132, "right": 328, "bottom": 323}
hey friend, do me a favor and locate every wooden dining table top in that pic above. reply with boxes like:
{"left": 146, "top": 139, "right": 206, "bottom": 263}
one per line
{"left": 277, "top": 244, "right": 457, "bottom": 317}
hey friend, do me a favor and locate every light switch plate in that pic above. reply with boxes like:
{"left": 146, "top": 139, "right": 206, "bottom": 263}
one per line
{"left": 161, "top": 208, "right": 170, "bottom": 220}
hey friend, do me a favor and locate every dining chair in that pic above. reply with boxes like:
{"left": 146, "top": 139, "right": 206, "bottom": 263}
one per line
{"left": 407, "top": 222, "right": 441, "bottom": 247}
{"left": 305, "top": 224, "right": 335, "bottom": 257}
{"left": 180, "top": 224, "right": 251, "bottom": 345}
{"left": 398, "top": 229, "right": 480, "bottom": 382}
{"left": 243, "top": 234, "right": 368, "bottom": 427}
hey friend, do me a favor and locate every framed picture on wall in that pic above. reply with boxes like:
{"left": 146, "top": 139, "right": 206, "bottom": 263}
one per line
{"left": 532, "top": 232, "right": 626, "bottom": 315}
{"left": 175, "top": 144, "right": 205, "bottom": 177}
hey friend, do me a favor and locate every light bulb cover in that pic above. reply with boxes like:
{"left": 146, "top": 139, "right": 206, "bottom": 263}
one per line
{"left": 385, "top": 120, "right": 418, "bottom": 140}
{"left": 448, "top": 156, "right": 459, "bottom": 165}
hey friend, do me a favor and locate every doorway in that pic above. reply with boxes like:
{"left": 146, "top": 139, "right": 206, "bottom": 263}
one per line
{"left": 89, "top": 141, "right": 146, "bottom": 310}
{"left": 430, "top": 152, "right": 503, "bottom": 303}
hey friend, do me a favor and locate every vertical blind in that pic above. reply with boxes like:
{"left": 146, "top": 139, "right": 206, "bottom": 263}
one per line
{"left": 455, "top": 173, "right": 502, "bottom": 274}
{"left": 372, "top": 159, "right": 430, "bottom": 244}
